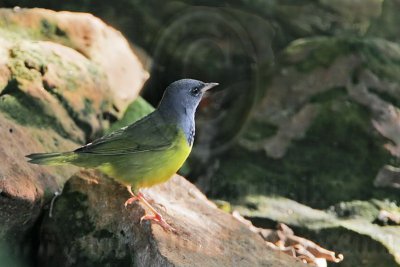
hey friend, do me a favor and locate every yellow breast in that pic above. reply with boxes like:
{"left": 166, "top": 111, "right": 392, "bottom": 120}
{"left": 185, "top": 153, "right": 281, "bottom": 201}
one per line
{"left": 136, "top": 130, "right": 191, "bottom": 188}
{"left": 99, "top": 129, "right": 192, "bottom": 190}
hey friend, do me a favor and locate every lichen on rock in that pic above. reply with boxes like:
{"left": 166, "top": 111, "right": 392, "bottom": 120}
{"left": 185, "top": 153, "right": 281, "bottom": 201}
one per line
{"left": 0, "top": 7, "right": 148, "bottom": 264}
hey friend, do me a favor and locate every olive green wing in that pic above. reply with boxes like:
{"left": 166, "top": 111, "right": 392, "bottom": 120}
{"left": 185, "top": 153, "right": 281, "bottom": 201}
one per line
{"left": 75, "top": 112, "right": 178, "bottom": 155}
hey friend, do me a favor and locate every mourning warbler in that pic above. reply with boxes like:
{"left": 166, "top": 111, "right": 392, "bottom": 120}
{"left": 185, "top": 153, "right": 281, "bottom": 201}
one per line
{"left": 27, "top": 79, "right": 219, "bottom": 230}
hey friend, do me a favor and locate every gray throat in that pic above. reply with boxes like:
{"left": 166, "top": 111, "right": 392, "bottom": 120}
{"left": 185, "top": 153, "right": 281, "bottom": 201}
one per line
{"left": 158, "top": 103, "right": 196, "bottom": 146}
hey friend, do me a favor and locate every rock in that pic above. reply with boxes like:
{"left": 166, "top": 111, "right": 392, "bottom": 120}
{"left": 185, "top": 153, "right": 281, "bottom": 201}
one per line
{"left": 0, "top": 8, "right": 149, "bottom": 113}
{"left": 0, "top": 7, "right": 148, "bottom": 262}
{"left": 39, "top": 171, "right": 303, "bottom": 267}
{"left": 232, "top": 212, "right": 343, "bottom": 266}
{"left": 6, "top": 0, "right": 384, "bottom": 49}
{"left": 368, "top": 0, "right": 400, "bottom": 43}
{"left": 3, "top": 1, "right": 386, "bottom": 169}
{"left": 202, "top": 37, "right": 400, "bottom": 265}
{"left": 234, "top": 195, "right": 400, "bottom": 267}
{"left": 209, "top": 37, "right": 400, "bottom": 208}
{"left": 375, "top": 165, "right": 400, "bottom": 189}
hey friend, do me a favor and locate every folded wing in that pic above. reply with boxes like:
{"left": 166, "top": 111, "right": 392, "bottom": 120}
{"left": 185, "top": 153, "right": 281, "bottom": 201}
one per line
{"left": 75, "top": 112, "right": 177, "bottom": 156}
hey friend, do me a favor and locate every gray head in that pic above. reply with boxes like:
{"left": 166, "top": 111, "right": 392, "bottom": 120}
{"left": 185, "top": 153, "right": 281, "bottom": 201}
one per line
{"left": 157, "top": 79, "right": 218, "bottom": 145}
{"left": 158, "top": 79, "right": 218, "bottom": 118}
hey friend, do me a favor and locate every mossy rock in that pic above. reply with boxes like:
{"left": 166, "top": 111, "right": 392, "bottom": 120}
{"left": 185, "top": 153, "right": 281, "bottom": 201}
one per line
{"left": 0, "top": 8, "right": 148, "bottom": 265}
{"left": 4, "top": 1, "right": 387, "bottom": 169}
{"left": 39, "top": 171, "right": 301, "bottom": 267}
{"left": 235, "top": 195, "right": 400, "bottom": 266}
{"left": 207, "top": 36, "right": 400, "bottom": 266}
{"left": 208, "top": 37, "right": 400, "bottom": 209}
{"left": 368, "top": 0, "right": 400, "bottom": 43}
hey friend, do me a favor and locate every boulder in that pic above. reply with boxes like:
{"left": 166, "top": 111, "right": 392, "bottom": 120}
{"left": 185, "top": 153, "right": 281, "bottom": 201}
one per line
{"left": 4, "top": 1, "right": 386, "bottom": 169}
{"left": 234, "top": 195, "right": 400, "bottom": 266}
{"left": 209, "top": 37, "right": 400, "bottom": 208}
{"left": 0, "top": 7, "right": 149, "bottom": 114}
{"left": 0, "top": 7, "right": 148, "bottom": 262}
{"left": 203, "top": 37, "right": 400, "bottom": 266}
{"left": 368, "top": 0, "right": 400, "bottom": 43}
{"left": 38, "top": 170, "right": 304, "bottom": 267}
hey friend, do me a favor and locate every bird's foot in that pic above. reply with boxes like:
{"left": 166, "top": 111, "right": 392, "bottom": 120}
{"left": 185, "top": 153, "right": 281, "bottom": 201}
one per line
{"left": 145, "top": 196, "right": 167, "bottom": 211}
{"left": 125, "top": 186, "right": 174, "bottom": 232}
{"left": 140, "top": 212, "right": 176, "bottom": 232}
{"left": 124, "top": 192, "right": 145, "bottom": 207}
{"left": 124, "top": 196, "right": 139, "bottom": 208}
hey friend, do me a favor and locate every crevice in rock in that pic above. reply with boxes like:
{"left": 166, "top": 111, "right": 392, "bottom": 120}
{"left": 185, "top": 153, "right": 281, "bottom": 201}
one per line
{"left": 101, "top": 111, "right": 118, "bottom": 125}
{"left": 6, "top": 45, "right": 101, "bottom": 144}
{"left": 0, "top": 78, "right": 19, "bottom": 97}
{"left": 368, "top": 87, "right": 400, "bottom": 107}
{"left": 0, "top": 81, "right": 73, "bottom": 141}
{"left": 42, "top": 79, "right": 94, "bottom": 143}
{"left": 30, "top": 210, "right": 46, "bottom": 267}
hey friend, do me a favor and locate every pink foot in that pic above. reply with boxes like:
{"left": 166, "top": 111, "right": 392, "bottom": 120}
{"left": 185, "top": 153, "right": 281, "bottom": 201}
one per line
{"left": 124, "top": 196, "right": 138, "bottom": 208}
{"left": 124, "top": 192, "right": 144, "bottom": 208}
{"left": 140, "top": 213, "right": 176, "bottom": 232}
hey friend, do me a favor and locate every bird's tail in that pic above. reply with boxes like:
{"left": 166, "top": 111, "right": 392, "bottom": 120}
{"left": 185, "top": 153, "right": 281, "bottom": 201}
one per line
{"left": 26, "top": 151, "right": 76, "bottom": 165}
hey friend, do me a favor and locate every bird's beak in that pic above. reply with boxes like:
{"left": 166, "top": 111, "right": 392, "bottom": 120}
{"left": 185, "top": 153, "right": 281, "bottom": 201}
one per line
{"left": 202, "top": 82, "right": 219, "bottom": 92}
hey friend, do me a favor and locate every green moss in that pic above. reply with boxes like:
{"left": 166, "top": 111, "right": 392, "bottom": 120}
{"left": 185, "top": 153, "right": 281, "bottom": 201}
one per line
{"left": 331, "top": 200, "right": 380, "bottom": 221}
{"left": 284, "top": 38, "right": 350, "bottom": 72}
{"left": 43, "top": 83, "right": 93, "bottom": 138}
{"left": 8, "top": 50, "right": 44, "bottom": 82}
{"left": 309, "top": 86, "right": 347, "bottom": 103}
{"left": 53, "top": 189, "right": 94, "bottom": 238}
{"left": 286, "top": 38, "right": 358, "bottom": 72}
{"left": 6, "top": 43, "right": 106, "bottom": 140}
{"left": 211, "top": 99, "right": 399, "bottom": 208}
{"left": 236, "top": 196, "right": 400, "bottom": 266}
{"left": 367, "top": 88, "right": 400, "bottom": 107}
{"left": 242, "top": 119, "right": 277, "bottom": 141}
{"left": 40, "top": 19, "right": 67, "bottom": 39}
{"left": 107, "top": 97, "right": 154, "bottom": 133}
{"left": 0, "top": 87, "right": 70, "bottom": 139}
{"left": 43, "top": 178, "right": 134, "bottom": 267}
{"left": 285, "top": 37, "right": 400, "bottom": 84}
{"left": 82, "top": 98, "right": 94, "bottom": 117}
{"left": 0, "top": 16, "right": 72, "bottom": 47}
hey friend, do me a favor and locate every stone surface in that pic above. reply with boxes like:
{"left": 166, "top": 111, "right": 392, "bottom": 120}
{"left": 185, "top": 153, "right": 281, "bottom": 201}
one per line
{"left": 0, "top": 8, "right": 149, "bottom": 114}
{"left": 202, "top": 37, "right": 400, "bottom": 265}
{"left": 39, "top": 171, "right": 304, "bottom": 267}
{"left": 6, "top": 0, "right": 384, "bottom": 49}
{"left": 0, "top": 7, "right": 148, "bottom": 261}
{"left": 234, "top": 195, "right": 400, "bottom": 267}
{"left": 3, "top": 1, "right": 387, "bottom": 175}
{"left": 368, "top": 0, "right": 400, "bottom": 42}
{"left": 209, "top": 37, "right": 400, "bottom": 208}
{"left": 375, "top": 165, "right": 400, "bottom": 189}
{"left": 0, "top": 3, "right": 399, "bottom": 267}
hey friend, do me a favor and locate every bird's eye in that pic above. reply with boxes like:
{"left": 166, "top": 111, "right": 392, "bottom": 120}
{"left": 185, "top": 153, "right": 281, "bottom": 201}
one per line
{"left": 191, "top": 86, "right": 200, "bottom": 96}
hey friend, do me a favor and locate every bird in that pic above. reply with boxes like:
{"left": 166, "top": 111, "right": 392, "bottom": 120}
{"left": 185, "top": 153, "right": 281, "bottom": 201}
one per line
{"left": 26, "top": 79, "right": 219, "bottom": 231}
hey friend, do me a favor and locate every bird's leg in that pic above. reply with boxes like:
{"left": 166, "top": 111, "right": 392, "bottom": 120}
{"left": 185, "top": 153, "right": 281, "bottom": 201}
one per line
{"left": 124, "top": 186, "right": 175, "bottom": 232}
{"left": 124, "top": 185, "right": 140, "bottom": 207}
{"left": 137, "top": 193, "right": 176, "bottom": 232}
{"left": 139, "top": 191, "right": 167, "bottom": 212}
